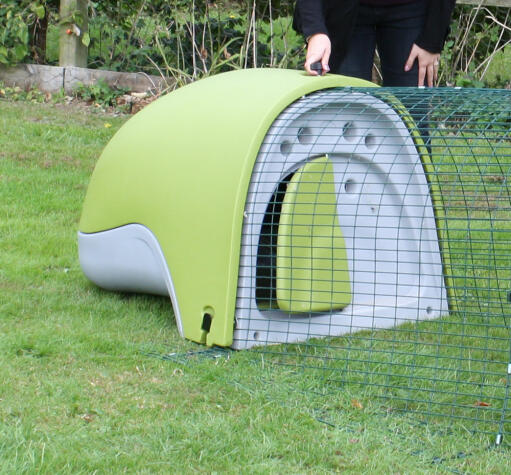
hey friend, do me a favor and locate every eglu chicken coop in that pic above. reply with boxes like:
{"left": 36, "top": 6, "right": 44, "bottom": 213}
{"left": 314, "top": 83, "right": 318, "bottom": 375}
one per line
{"left": 79, "top": 69, "right": 511, "bottom": 440}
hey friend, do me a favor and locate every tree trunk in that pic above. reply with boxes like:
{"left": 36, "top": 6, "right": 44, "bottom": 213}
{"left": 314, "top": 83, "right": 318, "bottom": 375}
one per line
{"left": 59, "top": 0, "right": 88, "bottom": 67}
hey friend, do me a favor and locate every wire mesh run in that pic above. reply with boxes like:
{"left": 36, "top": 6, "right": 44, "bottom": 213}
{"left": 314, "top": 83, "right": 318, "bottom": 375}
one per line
{"left": 233, "top": 87, "right": 511, "bottom": 441}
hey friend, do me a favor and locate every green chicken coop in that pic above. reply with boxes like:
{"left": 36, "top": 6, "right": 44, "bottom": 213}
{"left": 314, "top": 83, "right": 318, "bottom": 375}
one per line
{"left": 78, "top": 68, "right": 454, "bottom": 349}
{"left": 79, "top": 69, "right": 511, "bottom": 440}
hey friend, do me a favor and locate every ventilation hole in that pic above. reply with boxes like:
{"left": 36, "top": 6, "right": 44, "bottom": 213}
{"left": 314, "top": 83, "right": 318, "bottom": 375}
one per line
{"left": 343, "top": 122, "right": 358, "bottom": 142}
{"left": 297, "top": 127, "right": 314, "bottom": 145}
{"left": 253, "top": 332, "right": 260, "bottom": 341}
{"left": 370, "top": 206, "right": 377, "bottom": 214}
{"left": 344, "top": 179, "right": 358, "bottom": 193}
{"left": 426, "top": 307, "right": 433, "bottom": 315}
{"left": 201, "top": 313, "right": 213, "bottom": 332}
{"left": 365, "top": 133, "right": 377, "bottom": 150}
{"left": 280, "top": 141, "right": 293, "bottom": 155}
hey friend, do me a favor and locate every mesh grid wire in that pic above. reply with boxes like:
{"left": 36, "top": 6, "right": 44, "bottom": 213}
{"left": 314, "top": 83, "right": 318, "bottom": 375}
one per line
{"left": 232, "top": 87, "right": 511, "bottom": 441}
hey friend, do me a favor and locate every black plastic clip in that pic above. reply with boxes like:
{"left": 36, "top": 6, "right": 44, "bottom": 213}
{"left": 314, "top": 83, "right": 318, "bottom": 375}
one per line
{"left": 310, "top": 61, "right": 325, "bottom": 76}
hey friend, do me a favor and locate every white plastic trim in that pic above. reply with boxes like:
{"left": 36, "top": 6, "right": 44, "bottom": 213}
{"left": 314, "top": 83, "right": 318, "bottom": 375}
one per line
{"left": 78, "top": 224, "right": 184, "bottom": 337}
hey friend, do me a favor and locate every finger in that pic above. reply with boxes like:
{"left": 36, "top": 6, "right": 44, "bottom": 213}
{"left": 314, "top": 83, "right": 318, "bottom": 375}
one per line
{"left": 304, "top": 51, "right": 323, "bottom": 75}
{"left": 426, "top": 64, "right": 434, "bottom": 87}
{"left": 427, "top": 60, "right": 439, "bottom": 87}
{"left": 305, "top": 52, "right": 330, "bottom": 76}
{"left": 404, "top": 50, "right": 417, "bottom": 72}
{"left": 417, "top": 65, "right": 426, "bottom": 87}
{"left": 321, "top": 50, "right": 331, "bottom": 74}
{"left": 305, "top": 56, "right": 321, "bottom": 75}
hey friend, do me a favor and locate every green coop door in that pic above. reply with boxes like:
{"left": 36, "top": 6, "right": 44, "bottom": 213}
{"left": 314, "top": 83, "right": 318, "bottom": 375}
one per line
{"left": 276, "top": 156, "right": 352, "bottom": 313}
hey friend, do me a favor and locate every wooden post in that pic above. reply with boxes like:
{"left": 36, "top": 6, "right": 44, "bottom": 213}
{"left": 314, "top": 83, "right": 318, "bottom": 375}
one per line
{"left": 59, "top": 0, "right": 88, "bottom": 68}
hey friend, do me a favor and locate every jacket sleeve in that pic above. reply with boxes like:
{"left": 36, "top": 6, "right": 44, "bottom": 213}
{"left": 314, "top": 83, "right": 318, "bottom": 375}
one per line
{"left": 293, "top": 0, "right": 328, "bottom": 39}
{"left": 415, "top": 0, "right": 456, "bottom": 53}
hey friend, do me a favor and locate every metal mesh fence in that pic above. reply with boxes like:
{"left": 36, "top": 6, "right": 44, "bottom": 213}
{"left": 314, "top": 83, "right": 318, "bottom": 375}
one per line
{"left": 232, "top": 86, "right": 511, "bottom": 442}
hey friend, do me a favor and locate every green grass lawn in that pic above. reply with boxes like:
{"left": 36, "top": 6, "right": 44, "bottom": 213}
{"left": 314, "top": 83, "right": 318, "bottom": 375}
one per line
{"left": 1, "top": 98, "right": 511, "bottom": 473}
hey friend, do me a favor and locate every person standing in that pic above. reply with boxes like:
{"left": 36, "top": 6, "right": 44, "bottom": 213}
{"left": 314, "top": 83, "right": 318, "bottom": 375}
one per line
{"left": 293, "top": 0, "right": 456, "bottom": 87}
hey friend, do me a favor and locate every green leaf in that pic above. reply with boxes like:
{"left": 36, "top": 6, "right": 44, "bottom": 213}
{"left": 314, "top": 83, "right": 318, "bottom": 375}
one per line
{"left": 14, "top": 43, "right": 27, "bottom": 61}
{"left": 17, "top": 26, "right": 29, "bottom": 45}
{"left": 82, "top": 32, "right": 91, "bottom": 47}
{"left": 35, "top": 5, "right": 46, "bottom": 19}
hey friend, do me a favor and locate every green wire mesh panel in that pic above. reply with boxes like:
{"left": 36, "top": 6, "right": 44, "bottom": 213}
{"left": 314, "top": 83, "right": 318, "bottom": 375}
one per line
{"left": 234, "top": 87, "right": 511, "bottom": 442}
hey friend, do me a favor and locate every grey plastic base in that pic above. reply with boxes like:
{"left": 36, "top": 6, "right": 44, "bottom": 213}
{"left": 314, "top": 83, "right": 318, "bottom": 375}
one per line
{"left": 233, "top": 91, "right": 448, "bottom": 349}
{"left": 78, "top": 224, "right": 183, "bottom": 336}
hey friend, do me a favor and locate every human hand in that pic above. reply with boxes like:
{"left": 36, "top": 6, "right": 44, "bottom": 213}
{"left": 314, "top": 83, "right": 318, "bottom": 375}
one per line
{"left": 304, "top": 33, "right": 331, "bottom": 76}
{"left": 404, "top": 44, "right": 440, "bottom": 87}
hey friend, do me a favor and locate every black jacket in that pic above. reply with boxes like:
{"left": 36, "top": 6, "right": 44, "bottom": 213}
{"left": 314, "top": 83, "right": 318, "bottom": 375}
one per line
{"left": 293, "top": 0, "right": 456, "bottom": 70}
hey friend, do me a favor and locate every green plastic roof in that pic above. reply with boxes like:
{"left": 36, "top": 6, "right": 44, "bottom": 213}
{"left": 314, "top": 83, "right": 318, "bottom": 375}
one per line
{"left": 79, "top": 68, "right": 374, "bottom": 346}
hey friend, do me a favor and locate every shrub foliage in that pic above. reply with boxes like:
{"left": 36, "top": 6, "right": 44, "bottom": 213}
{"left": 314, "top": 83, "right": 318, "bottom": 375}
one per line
{"left": 1, "top": 1, "right": 510, "bottom": 88}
